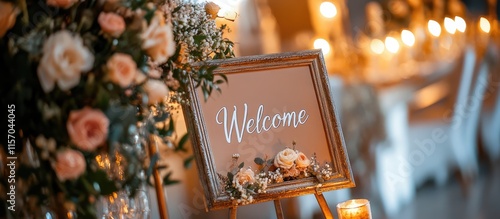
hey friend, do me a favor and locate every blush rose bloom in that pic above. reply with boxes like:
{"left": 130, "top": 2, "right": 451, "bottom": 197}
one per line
{"left": 141, "top": 12, "right": 175, "bottom": 65}
{"left": 0, "top": 2, "right": 19, "bottom": 38}
{"left": 37, "top": 30, "right": 94, "bottom": 93}
{"left": 144, "top": 79, "right": 169, "bottom": 104}
{"left": 295, "top": 152, "right": 311, "bottom": 169}
{"left": 107, "top": 53, "right": 137, "bottom": 88}
{"left": 98, "top": 12, "right": 126, "bottom": 37}
{"left": 274, "top": 148, "right": 298, "bottom": 170}
{"left": 53, "top": 149, "right": 86, "bottom": 181}
{"left": 67, "top": 107, "right": 109, "bottom": 151}
{"left": 47, "top": 0, "right": 78, "bottom": 9}
{"left": 235, "top": 168, "right": 255, "bottom": 185}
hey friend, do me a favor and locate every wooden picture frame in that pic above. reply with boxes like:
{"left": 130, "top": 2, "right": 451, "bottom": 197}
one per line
{"left": 182, "top": 50, "right": 354, "bottom": 211}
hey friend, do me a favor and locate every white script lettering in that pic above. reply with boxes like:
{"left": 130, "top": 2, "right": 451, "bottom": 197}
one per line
{"left": 215, "top": 104, "right": 309, "bottom": 143}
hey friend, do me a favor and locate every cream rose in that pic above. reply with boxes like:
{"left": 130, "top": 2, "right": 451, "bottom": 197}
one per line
{"left": 235, "top": 168, "right": 255, "bottom": 185}
{"left": 47, "top": 0, "right": 78, "bottom": 9}
{"left": 67, "top": 107, "right": 109, "bottom": 151}
{"left": 274, "top": 148, "right": 298, "bottom": 170}
{"left": 141, "top": 12, "right": 175, "bottom": 64}
{"left": 0, "top": 2, "right": 18, "bottom": 38}
{"left": 107, "top": 53, "right": 137, "bottom": 88}
{"left": 144, "top": 79, "right": 169, "bottom": 104}
{"left": 205, "top": 2, "right": 221, "bottom": 19}
{"left": 98, "top": 12, "right": 125, "bottom": 37}
{"left": 295, "top": 152, "right": 311, "bottom": 169}
{"left": 53, "top": 149, "right": 86, "bottom": 181}
{"left": 37, "top": 30, "right": 94, "bottom": 93}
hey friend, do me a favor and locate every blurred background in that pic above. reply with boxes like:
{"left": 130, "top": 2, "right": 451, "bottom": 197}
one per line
{"left": 156, "top": 0, "right": 500, "bottom": 218}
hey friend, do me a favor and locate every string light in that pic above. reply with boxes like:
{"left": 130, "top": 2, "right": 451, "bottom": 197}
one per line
{"left": 319, "top": 2, "right": 337, "bottom": 18}
{"left": 479, "top": 17, "right": 491, "bottom": 33}
{"left": 370, "top": 39, "right": 385, "bottom": 54}
{"left": 428, "top": 20, "right": 442, "bottom": 37}
{"left": 444, "top": 17, "right": 457, "bottom": 34}
{"left": 314, "top": 38, "right": 331, "bottom": 55}
{"left": 455, "top": 16, "right": 467, "bottom": 33}
{"left": 385, "top": 36, "right": 400, "bottom": 53}
{"left": 401, "top": 30, "right": 416, "bottom": 47}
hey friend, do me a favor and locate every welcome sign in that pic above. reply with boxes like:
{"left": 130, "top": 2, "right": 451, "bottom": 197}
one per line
{"left": 183, "top": 50, "right": 354, "bottom": 210}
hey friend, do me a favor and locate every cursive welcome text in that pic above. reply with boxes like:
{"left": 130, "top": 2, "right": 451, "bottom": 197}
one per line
{"left": 216, "top": 104, "right": 309, "bottom": 143}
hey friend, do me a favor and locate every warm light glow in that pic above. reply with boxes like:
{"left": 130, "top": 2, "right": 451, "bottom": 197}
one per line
{"left": 444, "top": 17, "right": 457, "bottom": 34}
{"left": 480, "top": 17, "right": 491, "bottom": 33}
{"left": 385, "top": 36, "right": 400, "bottom": 53}
{"left": 370, "top": 39, "right": 385, "bottom": 54}
{"left": 314, "top": 38, "right": 331, "bottom": 55}
{"left": 455, "top": 16, "right": 467, "bottom": 33}
{"left": 428, "top": 20, "right": 442, "bottom": 37}
{"left": 401, "top": 30, "right": 415, "bottom": 47}
{"left": 320, "top": 2, "right": 337, "bottom": 18}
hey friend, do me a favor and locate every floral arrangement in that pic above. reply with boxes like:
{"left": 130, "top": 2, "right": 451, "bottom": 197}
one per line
{"left": 221, "top": 154, "right": 269, "bottom": 205}
{"left": 221, "top": 143, "right": 334, "bottom": 205}
{"left": 0, "top": 0, "right": 234, "bottom": 217}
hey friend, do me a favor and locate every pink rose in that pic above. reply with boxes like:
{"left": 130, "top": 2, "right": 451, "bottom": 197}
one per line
{"left": 53, "top": 149, "right": 86, "bottom": 181}
{"left": 106, "top": 53, "right": 137, "bottom": 88}
{"left": 0, "top": 2, "right": 19, "bottom": 38}
{"left": 38, "top": 30, "right": 94, "bottom": 93}
{"left": 274, "top": 148, "right": 298, "bottom": 170}
{"left": 67, "top": 107, "right": 109, "bottom": 151}
{"left": 46, "top": 0, "right": 78, "bottom": 9}
{"left": 144, "top": 79, "right": 169, "bottom": 104}
{"left": 295, "top": 152, "right": 311, "bottom": 169}
{"left": 234, "top": 168, "right": 255, "bottom": 185}
{"left": 98, "top": 12, "right": 125, "bottom": 37}
{"left": 141, "top": 12, "right": 175, "bottom": 64}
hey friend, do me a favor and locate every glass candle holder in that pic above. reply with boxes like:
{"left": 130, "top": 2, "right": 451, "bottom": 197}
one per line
{"left": 336, "top": 199, "right": 372, "bottom": 219}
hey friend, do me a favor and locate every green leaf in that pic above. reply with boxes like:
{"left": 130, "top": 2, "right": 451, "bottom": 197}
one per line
{"left": 147, "top": 153, "right": 160, "bottom": 178}
{"left": 238, "top": 162, "right": 244, "bottom": 169}
{"left": 193, "top": 35, "right": 207, "bottom": 45}
{"left": 254, "top": 157, "right": 264, "bottom": 165}
{"left": 163, "top": 171, "right": 180, "bottom": 186}
{"left": 183, "top": 156, "right": 195, "bottom": 169}
{"left": 175, "top": 133, "right": 189, "bottom": 152}
{"left": 87, "top": 169, "right": 118, "bottom": 196}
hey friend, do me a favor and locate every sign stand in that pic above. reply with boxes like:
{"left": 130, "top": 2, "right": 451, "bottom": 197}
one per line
{"left": 273, "top": 199, "right": 285, "bottom": 219}
{"left": 149, "top": 135, "right": 170, "bottom": 219}
{"left": 229, "top": 207, "right": 237, "bottom": 219}
{"left": 229, "top": 195, "right": 335, "bottom": 219}
{"left": 314, "top": 192, "right": 334, "bottom": 219}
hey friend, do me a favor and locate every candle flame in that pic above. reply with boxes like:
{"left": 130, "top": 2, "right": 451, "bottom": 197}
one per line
{"left": 401, "top": 30, "right": 415, "bottom": 47}
{"left": 385, "top": 36, "right": 400, "bottom": 53}
{"left": 455, "top": 16, "right": 467, "bottom": 33}
{"left": 314, "top": 38, "right": 331, "bottom": 55}
{"left": 320, "top": 2, "right": 337, "bottom": 18}
{"left": 370, "top": 39, "right": 385, "bottom": 54}
{"left": 444, "top": 17, "right": 457, "bottom": 34}
{"left": 480, "top": 17, "right": 491, "bottom": 33}
{"left": 428, "top": 20, "right": 442, "bottom": 37}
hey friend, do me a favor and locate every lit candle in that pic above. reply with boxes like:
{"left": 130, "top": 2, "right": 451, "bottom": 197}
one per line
{"left": 337, "top": 199, "right": 372, "bottom": 219}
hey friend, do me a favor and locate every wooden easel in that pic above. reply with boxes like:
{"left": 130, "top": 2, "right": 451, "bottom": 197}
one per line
{"left": 229, "top": 192, "right": 334, "bottom": 219}
{"left": 149, "top": 135, "right": 170, "bottom": 219}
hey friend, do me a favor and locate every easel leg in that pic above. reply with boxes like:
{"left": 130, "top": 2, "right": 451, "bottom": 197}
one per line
{"left": 273, "top": 199, "right": 285, "bottom": 219}
{"left": 230, "top": 206, "right": 237, "bottom": 219}
{"left": 314, "top": 193, "right": 335, "bottom": 219}
{"left": 149, "top": 135, "right": 169, "bottom": 219}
